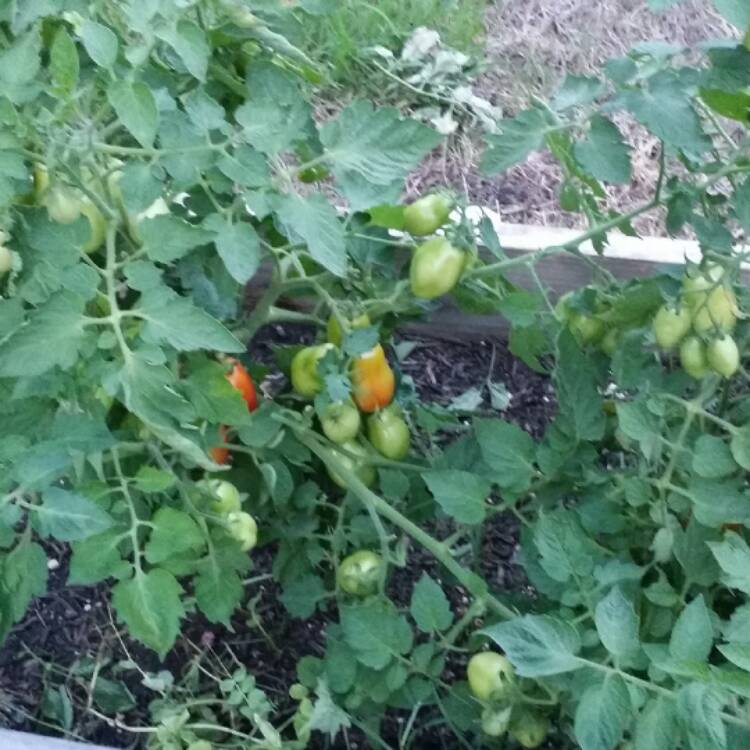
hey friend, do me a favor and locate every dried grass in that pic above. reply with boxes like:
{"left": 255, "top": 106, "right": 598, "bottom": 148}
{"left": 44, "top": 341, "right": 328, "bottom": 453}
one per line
{"left": 415, "top": 0, "right": 737, "bottom": 234}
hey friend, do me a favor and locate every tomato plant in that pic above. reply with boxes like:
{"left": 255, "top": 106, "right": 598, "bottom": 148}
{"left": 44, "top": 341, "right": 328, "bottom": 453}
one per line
{"left": 4, "top": 2, "right": 750, "bottom": 749}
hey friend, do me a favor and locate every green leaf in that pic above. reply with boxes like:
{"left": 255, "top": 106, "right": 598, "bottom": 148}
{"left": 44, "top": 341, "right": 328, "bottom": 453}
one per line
{"left": 308, "top": 680, "right": 351, "bottom": 738}
{"left": 670, "top": 596, "right": 714, "bottom": 663}
{"left": 112, "top": 569, "right": 184, "bottom": 657}
{"left": 0, "top": 293, "right": 87, "bottom": 377}
{"left": 34, "top": 487, "right": 114, "bottom": 542}
{"left": 700, "top": 89, "right": 750, "bottom": 122}
{"left": 320, "top": 100, "right": 442, "bottom": 210}
{"left": 713, "top": 0, "right": 750, "bottom": 28}
{"left": 50, "top": 28, "right": 79, "bottom": 96}
{"left": 159, "top": 20, "right": 209, "bottom": 81}
{"left": 145, "top": 508, "right": 204, "bottom": 564}
{"left": 617, "top": 400, "right": 661, "bottom": 459}
{"left": 274, "top": 193, "right": 347, "bottom": 277}
{"left": 618, "top": 73, "right": 710, "bottom": 154}
{"left": 730, "top": 425, "right": 750, "bottom": 471}
{"left": 635, "top": 697, "right": 679, "bottom": 750}
{"left": 574, "top": 115, "right": 631, "bottom": 184}
{"left": 595, "top": 586, "right": 641, "bottom": 658}
{"left": 0, "top": 28, "right": 42, "bottom": 103}
{"left": 693, "top": 435, "right": 737, "bottom": 479}
{"left": 551, "top": 75, "right": 605, "bottom": 110}
{"left": 718, "top": 643, "right": 750, "bottom": 671}
{"left": 474, "top": 419, "right": 536, "bottom": 492}
{"left": 1, "top": 541, "right": 48, "bottom": 624}
{"left": 140, "top": 214, "right": 213, "bottom": 263}
{"left": 195, "top": 563, "right": 244, "bottom": 626}
{"left": 410, "top": 573, "right": 453, "bottom": 633}
{"left": 677, "top": 683, "right": 727, "bottom": 750}
{"left": 236, "top": 63, "right": 312, "bottom": 156}
{"left": 340, "top": 600, "right": 413, "bottom": 670}
{"left": 280, "top": 574, "right": 327, "bottom": 619}
{"left": 574, "top": 675, "right": 631, "bottom": 750}
{"left": 732, "top": 178, "right": 750, "bottom": 235}
{"left": 202, "top": 215, "right": 261, "bottom": 284}
{"left": 647, "top": 0, "right": 686, "bottom": 11}
{"left": 79, "top": 20, "right": 118, "bottom": 68}
{"left": 118, "top": 163, "right": 163, "bottom": 213}
{"left": 108, "top": 80, "right": 158, "bottom": 148}
{"left": 133, "top": 466, "right": 175, "bottom": 493}
{"left": 534, "top": 510, "right": 601, "bottom": 583}
{"left": 481, "top": 107, "right": 554, "bottom": 174}
{"left": 674, "top": 519, "right": 721, "bottom": 587}
{"left": 709, "top": 532, "right": 750, "bottom": 594}
{"left": 482, "top": 615, "right": 582, "bottom": 677}
{"left": 421, "top": 469, "right": 490, "bottom": 524}
{"left": 688, "top": 479, "right": 750, "bottom": 528}
{"left": 138, "top": 287, "right": 244, "bottom": 353}
{"left": 68, "top": 530, "right": 130, "bottom": 585}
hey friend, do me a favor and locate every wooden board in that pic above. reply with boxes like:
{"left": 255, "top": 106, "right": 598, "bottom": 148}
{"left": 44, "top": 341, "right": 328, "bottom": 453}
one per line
{"left": 0, "top": 729, "right": 114, "bottom": 750}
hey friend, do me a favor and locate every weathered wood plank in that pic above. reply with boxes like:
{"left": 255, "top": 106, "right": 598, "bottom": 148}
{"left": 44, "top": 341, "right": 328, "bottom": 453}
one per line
{"left": 0, "top": 729, "right": 115, "bottom": 750}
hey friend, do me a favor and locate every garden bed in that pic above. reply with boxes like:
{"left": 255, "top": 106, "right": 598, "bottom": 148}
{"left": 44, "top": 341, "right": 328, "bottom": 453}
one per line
{"left": 0, "top": 328, "right": 554, "bottom": 749}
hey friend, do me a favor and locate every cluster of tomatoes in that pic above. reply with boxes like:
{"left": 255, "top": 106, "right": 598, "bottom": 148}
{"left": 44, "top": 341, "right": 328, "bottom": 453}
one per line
{"left": 652, "top": 263, "right": 740, "bottom": 379}
{"left": 466, "top": 652, "right": 548, "bottom": 747}
{"left": 291, "top": 311, "right": 411, "bottom": 486}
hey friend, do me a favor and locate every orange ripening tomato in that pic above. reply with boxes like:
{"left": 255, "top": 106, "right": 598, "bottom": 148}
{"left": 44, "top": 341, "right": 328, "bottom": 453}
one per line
{"left": 211, "top": 425, "right": 230, "bottom": 465}
{"left": 352, "top": 345, "right": 395, "bottom": 413}
{"left": 226, "top": 360, "right": 258, "bottom": 412}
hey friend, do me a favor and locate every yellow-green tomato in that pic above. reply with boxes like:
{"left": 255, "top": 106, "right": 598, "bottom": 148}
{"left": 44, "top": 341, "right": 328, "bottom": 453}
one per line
{"left": 410, "top": 237, "right": 466, "bottom": 299}
{"left": 481, "top": 705, "right": 512, "bottom": 738}
{"left": 569, "top": 312, "right": 605, "bottom": 345}
{"left": 707, "top": 335, "right": 740, "bottom": 378}
{"left": 46, "top": 184, "right": 82, "bottom": 224}
{"left": 327, "top": 440, "right": 376, "bottom": 488}
{"left": 692, "top": 286, "right": 737, "bottom": 334}
{"left": 652, "top": 304, "right": 692, "bottom": 349}
{"left": 466, "top": 652, "right": 516, "bottom": 702}
{"left": 204, "top": 479, "right": 242, "bottom": 515}
{"left": 600, "top": 328, "right": 620, "bottom": 356}
{"left": 680, "top": 336, "right": 709, "bottom": 380}
{"left": 682, "top": 263, "right": 724, "bottom": 309}
{"left": 326, "top": 312, "right": 371, "bottom": 347}
{"left": 320, "top": 400, "right": 361, "bottom": 444}
{"left": 80, "top": 200, "right": 106, "bottom": 253}
{"left": 291, "top": 344, "right": 334, "bottom": 398}
{"left": 336, "top": 550, "right": 383, "bottom": 597}
{"left": 510, "top": 712, "right": 549, "bottom": 749}
{"left": 403, "top": 193, "right": 454, "bottom": 236}
{"left": 367, "top": 408, "right": 410, "bottom": 461}
{"left": 0, "top": 244, "right": 12, "bottom": 276}
{"left": 226, "top": 511, "right": 258, "bottom": 551}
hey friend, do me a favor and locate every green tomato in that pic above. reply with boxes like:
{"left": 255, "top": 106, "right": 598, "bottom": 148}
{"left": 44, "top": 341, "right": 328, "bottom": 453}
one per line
{"left": 569, "top": 312, "right": 605, "bottom": 345}
{"left": 291, "top": 343, "right": 335, "bottom": 398}
{"left": 403, "top": 193, "right": 454, "bottom": 236}
{"left": 707, "top": 335, "right": 740, "bottom": 378}
{"left": 0, "top": 244, "right": 12, "bottom": 276}
{"left": 600, "top": 328, "right": 620, "bottom": 356}
{"left": 320, "top": 400, "right": 361, "bottom": 444}
{"left": 326, "top": 312, "right": 371, "bottom": 348}
{"left": 80, "top": 200, "right": 106, "bottom": 254}
{"left": 466, "top": 652, "right": 515, "bottom": 702}
{"left": 510, "top": 712, "right": 549, "bottom": 749}
{"left": 481, "top": 705, "right": 512, "bottom": 738}
{"left": 367, "top": 407, "right": 410, "bottom": 461}
{"left": 652, "top": 304, "right": 692, "bottom": 349}
{"left": 679, "top": 336, "right": 709, "bottom": 380}
{"left": 554, "top": 292, "right": 574, "bottom": 323}
{"left": 327, "top": 440, "right": 376, "bottom": 488}
{"left": 226, "top": 511, "right": 258, "bottom": 551}
{"left": 692, "top": 286, "right": 737, "bottom": 333}
{"left": 298, "top": 164, "right": 329, "bottom": 183}
{"left": 410, "top": 237, "right": 466, "bottom": 299}
{"left": 202, "top": 479, "right": 242, "bottom": 515}
{"left": 336, "top": 550, "right": 383, "bottom": 597}
{"left": 46, "top": 184, "right": 82, "bottom": 224}
{"left": 682, "top": 263, "right": 724, "bottom": 309}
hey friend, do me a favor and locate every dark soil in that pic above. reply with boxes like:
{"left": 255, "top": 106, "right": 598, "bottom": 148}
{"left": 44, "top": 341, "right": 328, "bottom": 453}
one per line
{"left": 0, "top": 327, "right": 559, "bottom": 749}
